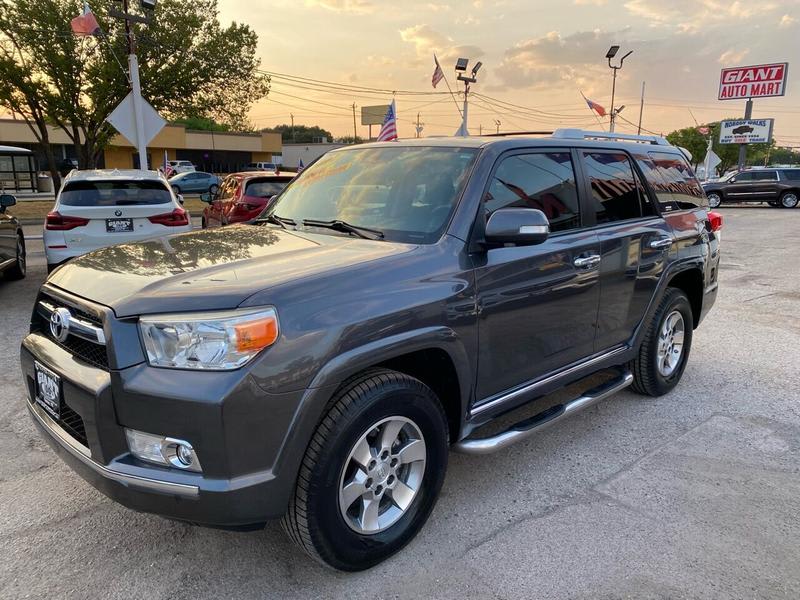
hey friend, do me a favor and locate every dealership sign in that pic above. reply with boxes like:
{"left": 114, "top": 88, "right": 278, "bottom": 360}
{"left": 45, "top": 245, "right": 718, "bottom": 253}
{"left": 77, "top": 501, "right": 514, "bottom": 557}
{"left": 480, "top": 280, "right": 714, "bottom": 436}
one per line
{"left": 718, "top": 63, "right": 788, "bottom": 100}
{"left": 718, "top": 119, "right": 774, "bottom": 144}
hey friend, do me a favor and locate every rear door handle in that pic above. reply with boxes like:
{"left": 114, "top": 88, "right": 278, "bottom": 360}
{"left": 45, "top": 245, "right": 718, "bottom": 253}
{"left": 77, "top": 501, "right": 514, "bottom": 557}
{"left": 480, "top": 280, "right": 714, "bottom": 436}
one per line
{"left": 649, "top": 238, "right": 673, "bottom": 250}
{"left": 573, "top": 255, "right": 601, "bottom": 269}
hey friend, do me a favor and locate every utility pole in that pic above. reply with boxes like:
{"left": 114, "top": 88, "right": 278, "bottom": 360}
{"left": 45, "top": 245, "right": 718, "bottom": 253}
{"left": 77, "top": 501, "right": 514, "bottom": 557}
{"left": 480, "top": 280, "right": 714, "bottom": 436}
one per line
{"left": 290, "top": 113, "right": 295, "bottom": 143}
{"left": 125, "top": 0, "right": 147, "bottom": 169}
{"left": 415, "top": 113, "right": 424, "bottom": 138}
{"left": 479, "top": 124, "right": 482, "bottom": 136}
{"left": 637, "top": 81, "right": 645, "bottom": 135}
{"left": 352, "top": 103, "right": 357, "bottom": 140}
{"left": 737, "top": 98, "right": 753, "bottom": 171}
{"left": 454, "top": 58, "right": 482, "bottom": 137}
{"left": 606, "top": 46, "right": 633, "bottom": 133}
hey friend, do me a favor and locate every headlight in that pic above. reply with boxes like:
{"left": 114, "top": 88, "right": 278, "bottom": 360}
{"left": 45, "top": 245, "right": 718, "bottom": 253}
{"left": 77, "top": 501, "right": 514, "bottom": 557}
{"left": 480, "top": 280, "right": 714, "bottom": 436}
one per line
{"left": 139, "top": 307, "right": 279, "bottom": 370}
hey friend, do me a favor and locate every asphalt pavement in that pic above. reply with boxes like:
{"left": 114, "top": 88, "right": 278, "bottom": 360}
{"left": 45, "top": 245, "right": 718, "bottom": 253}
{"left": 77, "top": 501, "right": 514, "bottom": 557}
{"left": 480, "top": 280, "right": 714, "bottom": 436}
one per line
{"left": 1, "top": 208, "right": 799, "bottom": 599}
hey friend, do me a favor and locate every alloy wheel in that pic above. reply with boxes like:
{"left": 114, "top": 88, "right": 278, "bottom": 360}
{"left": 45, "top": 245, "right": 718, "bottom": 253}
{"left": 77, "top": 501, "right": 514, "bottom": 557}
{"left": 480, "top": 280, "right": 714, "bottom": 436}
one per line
{"left": 338, "top": 416, "right": 426, "bottom": 535}
{"left": 707, "top": 193, "right": 721, "bottom": 208}
{"left": 657, "top": 310, "right": 685, "bottom": 377}
{"left": 781, "top": 192, "right": 798, "bottom": 208}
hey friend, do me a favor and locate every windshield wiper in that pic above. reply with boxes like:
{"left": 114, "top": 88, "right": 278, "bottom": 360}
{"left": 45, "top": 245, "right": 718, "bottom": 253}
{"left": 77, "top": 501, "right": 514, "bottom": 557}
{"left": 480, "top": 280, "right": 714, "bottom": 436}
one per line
{"left": 256, "top": 214, "right": 296, "bottom": 229}
{"left": 302, "top": 219, "right": 384, "bottom": 240}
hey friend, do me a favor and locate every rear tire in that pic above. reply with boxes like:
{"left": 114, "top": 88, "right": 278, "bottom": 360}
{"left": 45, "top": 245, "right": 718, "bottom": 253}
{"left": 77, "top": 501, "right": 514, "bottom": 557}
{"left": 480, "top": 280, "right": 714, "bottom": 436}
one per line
{"left": 706, "top": 192, "right": 722, "bottom": 208}
{"left": 4, "top": 233, "right": 25, "bottom": 280}
{"left": 780, "top": 191, "right": 798, "bottom": 208}
{"left": 281, "top": 369, "right": 449, "bottom": 571}
{"left": 629, "top": 288, "right": 694, "bottom": 397}
{"left": 171, "top": 185, "right": 181, "bottom": 195}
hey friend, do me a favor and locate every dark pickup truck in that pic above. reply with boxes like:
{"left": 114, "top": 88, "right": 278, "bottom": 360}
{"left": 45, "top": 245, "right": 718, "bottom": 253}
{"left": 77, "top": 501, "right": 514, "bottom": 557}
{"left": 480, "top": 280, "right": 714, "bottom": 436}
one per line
{"left": 21, "top": 131, "right": 721, "bottom": 571}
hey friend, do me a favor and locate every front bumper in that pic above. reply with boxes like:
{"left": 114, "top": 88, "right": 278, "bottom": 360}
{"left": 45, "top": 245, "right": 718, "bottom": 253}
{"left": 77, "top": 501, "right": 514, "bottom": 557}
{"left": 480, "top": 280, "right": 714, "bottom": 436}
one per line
{"left": 21, "top": 330, "right": 310, "bottom": 527}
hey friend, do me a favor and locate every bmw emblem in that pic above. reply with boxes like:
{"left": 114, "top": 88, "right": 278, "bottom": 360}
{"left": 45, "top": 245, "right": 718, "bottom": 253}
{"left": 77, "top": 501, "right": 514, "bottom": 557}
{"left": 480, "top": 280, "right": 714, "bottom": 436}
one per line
{"left": 49, "top": 307, "right": 71, "bottom": 343}
{"left": 114, "top": 209, "right": 123, "bottom": 217}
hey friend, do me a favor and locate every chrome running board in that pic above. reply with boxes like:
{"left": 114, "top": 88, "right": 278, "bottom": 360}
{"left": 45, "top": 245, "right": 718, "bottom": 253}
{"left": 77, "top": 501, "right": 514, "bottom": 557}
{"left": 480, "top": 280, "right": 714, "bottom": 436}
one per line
{"left": 453, "top": 371, "right": 634, "bottom": 455}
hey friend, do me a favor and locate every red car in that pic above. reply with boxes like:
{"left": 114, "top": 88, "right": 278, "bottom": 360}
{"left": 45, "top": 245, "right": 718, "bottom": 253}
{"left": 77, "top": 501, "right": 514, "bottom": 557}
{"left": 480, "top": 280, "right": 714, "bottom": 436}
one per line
{"left": 201, "top": 172, "right": 296, "bottom": 228}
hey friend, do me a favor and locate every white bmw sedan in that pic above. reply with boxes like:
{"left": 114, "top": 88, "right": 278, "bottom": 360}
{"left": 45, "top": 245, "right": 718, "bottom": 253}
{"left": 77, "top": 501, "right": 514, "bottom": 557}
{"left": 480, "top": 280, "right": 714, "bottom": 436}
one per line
{"left": 44, "top": 170, "right": 192, "bottom": 272}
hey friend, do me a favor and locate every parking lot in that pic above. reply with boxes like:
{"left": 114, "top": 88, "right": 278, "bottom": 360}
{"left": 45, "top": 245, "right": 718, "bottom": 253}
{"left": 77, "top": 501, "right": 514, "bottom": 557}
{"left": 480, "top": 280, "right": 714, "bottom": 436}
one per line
{"left": 1, "top": 207, "right": 798, "bottom": 599}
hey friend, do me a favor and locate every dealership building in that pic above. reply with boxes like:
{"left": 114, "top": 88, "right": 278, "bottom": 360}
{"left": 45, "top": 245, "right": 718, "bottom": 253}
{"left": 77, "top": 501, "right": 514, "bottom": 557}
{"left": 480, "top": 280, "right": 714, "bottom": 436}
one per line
{"left": 0, "top": 118, "right": 282, "bottom": 190}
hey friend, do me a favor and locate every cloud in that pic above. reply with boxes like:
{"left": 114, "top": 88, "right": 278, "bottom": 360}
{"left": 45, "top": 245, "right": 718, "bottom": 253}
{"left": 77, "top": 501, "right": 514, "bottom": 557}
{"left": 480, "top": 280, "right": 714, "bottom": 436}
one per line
{"left": 623, "top": 0, "right": 780, "bottom": 24}
{"left": 399, "top": 24, "right": 484, "bottom": 62}
{"left": 779, "top": 14, "right": 797, "bottom": 27}
{"left": 574, "top": 0, "right": 607, "bottom": 5}
{"left": 304, "top": 0, "right": 373, "bottom": 13}
{"left": 718, "top": 48, "right": 749, "bottom": 64}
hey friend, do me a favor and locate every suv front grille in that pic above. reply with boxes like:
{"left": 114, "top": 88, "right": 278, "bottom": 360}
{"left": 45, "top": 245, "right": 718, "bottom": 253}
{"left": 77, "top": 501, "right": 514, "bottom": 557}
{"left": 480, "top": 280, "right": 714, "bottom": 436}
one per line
{"left": 37, "top": 293, "right": 109, "bottom": 370}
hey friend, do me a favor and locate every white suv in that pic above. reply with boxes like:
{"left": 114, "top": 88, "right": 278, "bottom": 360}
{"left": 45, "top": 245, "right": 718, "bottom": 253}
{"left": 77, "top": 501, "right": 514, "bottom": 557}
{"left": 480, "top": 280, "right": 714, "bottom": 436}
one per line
{"left": 44, "top": 170, "right": 192, "bottom": 272}
{"left": 168, "top": 160, "right": 196, "bottom": 174}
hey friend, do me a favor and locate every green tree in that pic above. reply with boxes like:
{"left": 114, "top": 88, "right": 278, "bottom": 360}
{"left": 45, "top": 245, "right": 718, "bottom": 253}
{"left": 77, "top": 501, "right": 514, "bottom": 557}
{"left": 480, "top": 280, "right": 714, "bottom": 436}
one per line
{"left": 666, "top": 127, "right": 707, "bottom": 168}
{"left": 266, "top": 124, "right": 333, "bottom": 144}
{"left": 336, "top": 135, "right": 365, "bottom": 144}
{"left": 173, "top": 116, "right": 232, "bottom": 132}
{"left": 0, "top": 0, "right": 269, "bottom": 184}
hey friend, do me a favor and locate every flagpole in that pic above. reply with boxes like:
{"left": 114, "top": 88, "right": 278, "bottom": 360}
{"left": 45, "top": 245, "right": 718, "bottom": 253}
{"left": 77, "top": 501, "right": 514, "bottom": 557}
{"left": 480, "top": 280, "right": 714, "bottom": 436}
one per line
{"left": 580, "top": 91, "right": 606, "bottom": 131}
{"left": 435, "top": 55, "right": 463, "bottom": 120}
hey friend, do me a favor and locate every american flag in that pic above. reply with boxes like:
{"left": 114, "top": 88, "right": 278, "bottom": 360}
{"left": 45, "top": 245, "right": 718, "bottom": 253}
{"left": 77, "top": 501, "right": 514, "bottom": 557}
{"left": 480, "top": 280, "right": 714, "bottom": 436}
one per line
{"left": 297, "top": 159, "right": 305, "bottom": 173}
{"left": 377, "top": 100, "right": 398, "bottom": 142}
{"left": 431, "top": 55, "right": 444, "bottom": 88}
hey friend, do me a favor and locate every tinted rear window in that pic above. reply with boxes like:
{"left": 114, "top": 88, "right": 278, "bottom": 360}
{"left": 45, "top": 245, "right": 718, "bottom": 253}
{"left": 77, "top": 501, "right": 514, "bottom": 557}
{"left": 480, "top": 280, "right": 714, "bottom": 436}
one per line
{"left": 782, "top": 170, "right": 800, "bottom": 181}
{"left": 244, "top": 179, "right": 291, "bottom": 198}
{"left": 637, "top": 152, "right": 706, "bottom": 211}
{"left": 60, "top": 181, "right": 172, "bottom": 206}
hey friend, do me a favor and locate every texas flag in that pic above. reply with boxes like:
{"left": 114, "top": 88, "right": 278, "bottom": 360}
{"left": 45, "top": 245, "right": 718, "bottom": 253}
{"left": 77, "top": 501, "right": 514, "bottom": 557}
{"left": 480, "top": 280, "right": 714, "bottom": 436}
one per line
{"left": 70, "top": 2, "right": 101, "bottom": 37}
{"left": 584, "top": 97, "right": 607, "bottom": 117}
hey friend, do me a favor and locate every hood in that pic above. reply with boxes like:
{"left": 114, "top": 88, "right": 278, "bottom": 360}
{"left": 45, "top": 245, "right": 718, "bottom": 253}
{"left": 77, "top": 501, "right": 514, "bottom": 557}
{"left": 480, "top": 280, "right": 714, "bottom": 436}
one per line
{"left": 49, "top": 224, "right": 416, "bottom": 317}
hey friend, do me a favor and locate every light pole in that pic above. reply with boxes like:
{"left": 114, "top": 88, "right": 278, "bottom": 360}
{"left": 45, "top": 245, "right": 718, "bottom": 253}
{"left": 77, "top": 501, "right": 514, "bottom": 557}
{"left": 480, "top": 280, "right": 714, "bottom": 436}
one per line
{"left": 606, "top": 45, "right": 632, "bottom": 133}
{"left": 454, "top": 58, "right": 482, "bottom": 137}
{"left": 494, "top": 119, "right": 501, "bottom": 134}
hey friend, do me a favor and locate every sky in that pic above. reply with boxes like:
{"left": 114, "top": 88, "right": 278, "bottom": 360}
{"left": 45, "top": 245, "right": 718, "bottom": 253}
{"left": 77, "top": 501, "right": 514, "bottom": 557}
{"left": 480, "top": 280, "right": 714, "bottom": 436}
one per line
{"left": 219, "top": 0, "right": 800, "bottom": 146}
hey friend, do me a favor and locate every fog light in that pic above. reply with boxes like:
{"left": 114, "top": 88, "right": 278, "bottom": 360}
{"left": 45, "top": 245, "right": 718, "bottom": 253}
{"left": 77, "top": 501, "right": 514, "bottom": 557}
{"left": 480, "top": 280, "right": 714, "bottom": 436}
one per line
{"left": 125, "top": 428, "right": 202, "bottom": 473}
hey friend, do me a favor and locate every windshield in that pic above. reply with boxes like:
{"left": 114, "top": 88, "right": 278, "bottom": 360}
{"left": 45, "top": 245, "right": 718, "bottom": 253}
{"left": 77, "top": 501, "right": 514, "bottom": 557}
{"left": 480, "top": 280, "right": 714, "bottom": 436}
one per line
{"left": 60, "top": 181, "right": 173, "bottom": 206}
{"left": 266, "top": 146, "right": 478, "bottom": 244}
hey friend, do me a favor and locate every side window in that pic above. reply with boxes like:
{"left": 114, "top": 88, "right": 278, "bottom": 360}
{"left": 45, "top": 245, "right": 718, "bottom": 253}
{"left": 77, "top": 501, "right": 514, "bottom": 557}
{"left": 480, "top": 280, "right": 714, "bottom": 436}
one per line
{"left": 582, "top": 151, "right": 650, "bottom": 223}
{"left": 784, "top": 170, "right": 800, "bottom": 181}
{"left": 733, "top": 172, "right": 753, "bottom": 182}
{"left": 753, "top": 171, "right": 778, "bottom": 181}
{"left": 647, "top": 152, "right": 707, "bottom": 210}
{"left": 484, "top": 152, "right": 580, "bottom": 233}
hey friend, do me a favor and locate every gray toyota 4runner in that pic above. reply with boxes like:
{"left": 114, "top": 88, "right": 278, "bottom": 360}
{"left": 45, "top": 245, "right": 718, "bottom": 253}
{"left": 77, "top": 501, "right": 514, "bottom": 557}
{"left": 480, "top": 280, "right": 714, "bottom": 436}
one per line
{"left": 22, "top": 130, "right": 721, "bottom": 571}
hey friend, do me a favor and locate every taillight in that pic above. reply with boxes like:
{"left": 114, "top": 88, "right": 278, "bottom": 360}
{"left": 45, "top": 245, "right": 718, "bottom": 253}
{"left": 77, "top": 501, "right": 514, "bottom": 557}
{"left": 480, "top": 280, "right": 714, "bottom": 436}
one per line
{"left": 45, "top": 211, "right": 90, "bottom": 230}
{"left": 707, "top": 211, "right": 723, "bottom": 232}
{"left": 148, "top": 208, "right": 190, "bottom": 227}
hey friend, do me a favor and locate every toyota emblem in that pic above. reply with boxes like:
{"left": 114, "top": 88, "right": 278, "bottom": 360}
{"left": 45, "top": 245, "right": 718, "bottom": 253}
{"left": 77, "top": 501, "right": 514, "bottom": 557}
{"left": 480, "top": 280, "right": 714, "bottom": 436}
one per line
{"left": 49, "top": 307, "right": 71, "bottom": 343}
{"left": 114, "top": 209, "right": 123, "bottom": 217}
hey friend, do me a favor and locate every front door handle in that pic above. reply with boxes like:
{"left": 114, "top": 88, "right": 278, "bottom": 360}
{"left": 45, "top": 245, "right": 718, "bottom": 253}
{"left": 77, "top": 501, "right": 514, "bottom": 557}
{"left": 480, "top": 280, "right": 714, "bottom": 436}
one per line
{"left": 649, "top": 238, "right": 673, "bottom": 250}
{"left": 573, "top": 255, "right": 601, "bottom": 269}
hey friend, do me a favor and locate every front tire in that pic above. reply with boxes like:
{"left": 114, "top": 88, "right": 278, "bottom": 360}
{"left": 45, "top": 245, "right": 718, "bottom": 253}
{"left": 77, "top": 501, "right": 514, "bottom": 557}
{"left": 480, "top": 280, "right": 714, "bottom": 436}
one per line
{"left": 209, "top": 183, "right": 219, "bottom": 195}
{"left": 706, "top": 192, "right": 722, "bottom": 208}
{"left": 171, "top": 185, "right": 181, "bottom": 195}
{"left": 629, "top": 288, "right": 694, "bottom": 397}
{"left": 780, "top": 191, "right": 799, "bottom": 208}
{"left": 282, "top": 369, "right": 449, "bottom": 571}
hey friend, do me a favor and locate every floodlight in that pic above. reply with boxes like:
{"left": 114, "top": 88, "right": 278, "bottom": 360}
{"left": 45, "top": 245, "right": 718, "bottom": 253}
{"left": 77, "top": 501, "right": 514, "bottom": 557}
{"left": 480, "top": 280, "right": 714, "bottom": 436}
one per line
{"left": 471, "top": 61, "right": 483, "bottom": 76}
{"left": 616, "top": 105, "right": 626, "bottom": 114}
{"left": 606, "top": 45, "right": 619, "bottom": 59}
{"left": 455, "top": 58, "right": 469, "bottom": 72}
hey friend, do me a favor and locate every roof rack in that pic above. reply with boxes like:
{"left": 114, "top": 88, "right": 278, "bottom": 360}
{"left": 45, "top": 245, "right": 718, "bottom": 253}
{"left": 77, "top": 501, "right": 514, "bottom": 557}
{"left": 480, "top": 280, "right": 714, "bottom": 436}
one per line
{"left": 483, "top": 131, "right": 553, "bottom": 137}
{"left": 552, "top": 128, "right": 671, "bottom": 146}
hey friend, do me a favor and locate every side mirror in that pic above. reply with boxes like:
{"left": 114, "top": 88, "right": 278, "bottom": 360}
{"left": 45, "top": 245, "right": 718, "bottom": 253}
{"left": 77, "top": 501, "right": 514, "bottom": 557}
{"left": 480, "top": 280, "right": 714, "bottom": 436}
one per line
{"left": 0, "top": 193, "right": 17, "bottom": 208}
{"left": 485, "top": 208, "right": 549, "bottom": 246}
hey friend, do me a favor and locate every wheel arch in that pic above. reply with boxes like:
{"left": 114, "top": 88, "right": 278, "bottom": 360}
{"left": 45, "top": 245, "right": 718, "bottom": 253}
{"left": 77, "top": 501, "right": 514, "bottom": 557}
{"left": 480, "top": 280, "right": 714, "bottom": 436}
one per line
{"left": 666, "top": 268, "right": 703, "bottom": 329}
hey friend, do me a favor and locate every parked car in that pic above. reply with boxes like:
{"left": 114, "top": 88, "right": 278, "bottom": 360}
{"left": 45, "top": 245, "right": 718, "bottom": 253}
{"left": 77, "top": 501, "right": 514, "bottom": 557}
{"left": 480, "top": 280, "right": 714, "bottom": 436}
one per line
{"left": 22, "top": 131, "right": 721, "bottom": 571}
{"left": 43, "top": 169, "right": 192, "bottom": 272}
{"left": 0, "top": 193, "right": 25, "bottom": 280}
{"left": 168, "top": 171, "right": 220, "bottom": 195}
{"left": 168, "top": 160, "right": 196, "bottom": 174}
{"left": 243, "top": 161, "right": 279, "bottom": 172}
{"left": 201, "top": 172, "right": 295, "bottom": 228}
{"left": 702, "top": 168, "right": 800, "bottom": 208}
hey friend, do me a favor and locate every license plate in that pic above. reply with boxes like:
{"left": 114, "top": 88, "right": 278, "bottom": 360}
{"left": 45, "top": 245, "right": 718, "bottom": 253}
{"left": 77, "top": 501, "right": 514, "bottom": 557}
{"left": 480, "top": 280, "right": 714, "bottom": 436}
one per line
{"left": 34, "top": 361, "right": 62, "bottom": 420}
{"left": 106, "top": 218, "right": 134, "bottom": 233}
